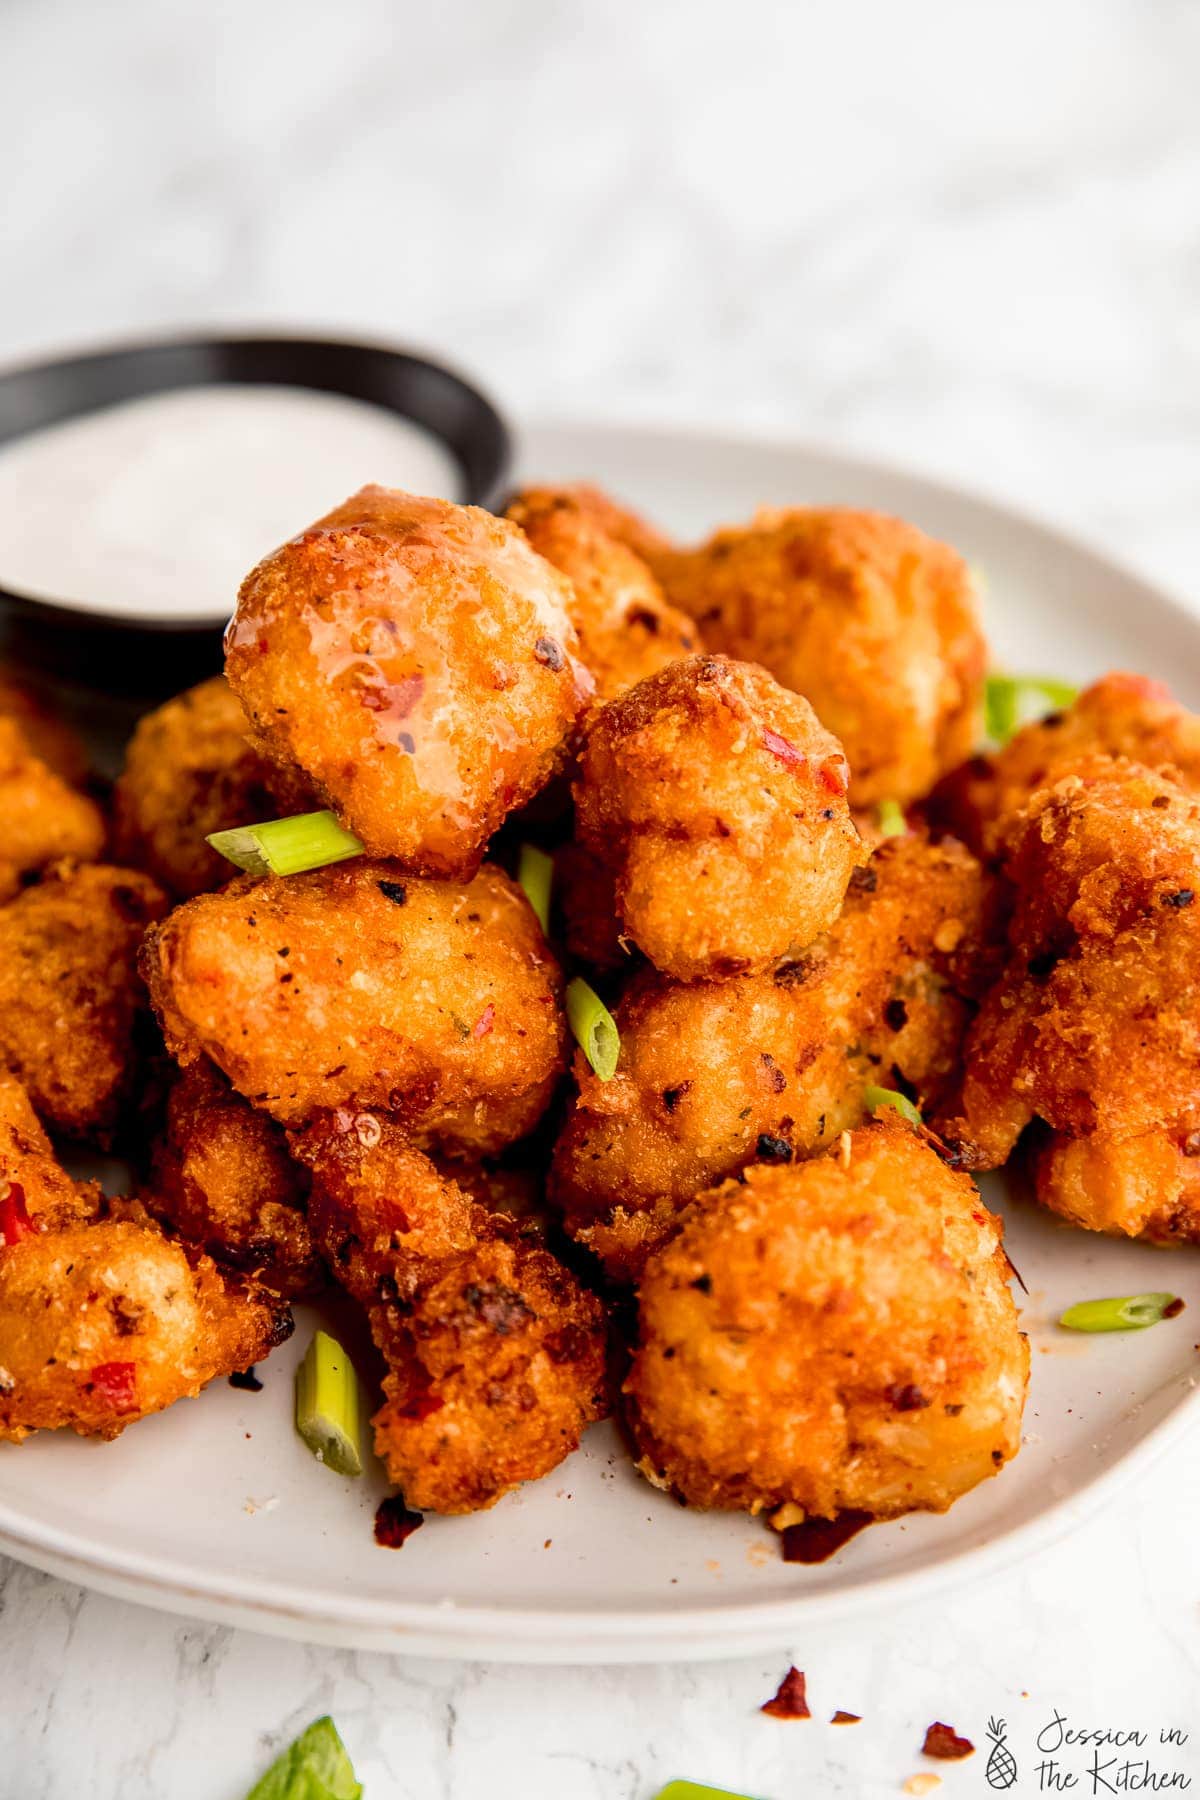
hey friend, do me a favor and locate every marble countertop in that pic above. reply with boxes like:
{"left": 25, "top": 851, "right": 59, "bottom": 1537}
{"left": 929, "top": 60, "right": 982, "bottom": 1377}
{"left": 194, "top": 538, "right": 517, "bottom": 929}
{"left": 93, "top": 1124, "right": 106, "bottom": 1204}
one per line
{"left": 3, "top": 0, "right": 1200, "bottom": 1793}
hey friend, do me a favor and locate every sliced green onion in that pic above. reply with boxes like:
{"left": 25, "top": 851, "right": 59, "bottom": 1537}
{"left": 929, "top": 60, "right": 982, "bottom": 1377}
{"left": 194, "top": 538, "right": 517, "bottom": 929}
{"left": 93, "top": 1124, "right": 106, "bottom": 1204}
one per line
{"left": 864, "top": 1084, "right": 922, "bottom": 1128}
{"left": 295, "top": 1330, "right": 362, "bottom": 1477}
{"left": 985, "top": 674, "right": 1079, "bottom": 746}
{"left": 655, "top": 1786, "right": 761, "bottom": 1800}
{"left": 207, "top": 810, "right": 364, "bottom": 878}
{"left": 875, "top": 799, "right": 906, "bottom": 838}
{"left": 245, "top": 1715, "right": 362, "bottom": 1800}
{"left": 566, "top": 976, "right": 620, "bottom": 1081}
{"left": 1058, "top": 1292, "right": 1182, "bottom": 1333}
{"left": 517, "top": 842, "right": 554, "bottom": 934}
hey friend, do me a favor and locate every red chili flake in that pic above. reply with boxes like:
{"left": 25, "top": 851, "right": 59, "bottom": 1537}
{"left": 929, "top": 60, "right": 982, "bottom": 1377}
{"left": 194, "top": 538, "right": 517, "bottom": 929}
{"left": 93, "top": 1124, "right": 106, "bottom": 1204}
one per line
{"left": 0, "top": 1181, "right": 35, "bottom": 1247}
{"left": 831, "top": 1711, "right": 862, "bottom": 1725}
{"left": 781, "top": 1509, "right": 874, "bottom": 1563}
{"left": 374, "top": 1495, "right": 425, "bottom": 1549}
{"left": 819, "top": 755, "right": 850, "bottom": 793}
{"left": 359, "top": 673, "right": 425, "bottom": 718}
{"left": 922, "top": 1722, "right": 975, "bottom": 1760}
{"left": 88, "top": 1361, "right": 138, "bottom": 1411}
{"left": 762, "top": 728, "right": 807, "bottom": 771}
{"left": 761, "top": 1666, "right": 810, "bottom": 1720}
{"left": 473, "top": 1003, "right": 496, "bottom": 1039}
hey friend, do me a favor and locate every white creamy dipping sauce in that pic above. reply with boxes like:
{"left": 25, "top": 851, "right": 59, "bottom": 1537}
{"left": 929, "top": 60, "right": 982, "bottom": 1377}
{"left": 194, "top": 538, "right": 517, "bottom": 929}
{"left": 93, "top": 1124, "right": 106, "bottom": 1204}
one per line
{"left": 0, "top": 384, "right": 463, "bottom": 622}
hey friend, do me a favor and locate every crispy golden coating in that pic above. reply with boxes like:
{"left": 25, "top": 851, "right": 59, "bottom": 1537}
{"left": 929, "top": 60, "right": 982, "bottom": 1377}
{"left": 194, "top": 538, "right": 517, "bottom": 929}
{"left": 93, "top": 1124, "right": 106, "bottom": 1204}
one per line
{"left": 0, "top": 715, "right": 106, "bottom": 898}
{"left": 625, "top": 1121, "right": 1027, "bottom": 1519}
{"left": 574, "top": 656, "right": 861, "bottom": 979}
{"left": 0, "top": 1218, "right": 291, "bottom": 1442}
{"left": 506, "top": 486, "right": 701, "bottom": 705}
{"left": 648, "top": 508, "right": 985, "bottom": 807}
{"left": 1030, "top": 1129, "right": 1200, "bottom": 1243}
{"left": 0, "top": 863, "right": 168, "bottom": 1143}
{"left": 0, "top": 1074, "right": 101, "bottom": 1234}
{"left": 938, "top": 757, "right": 1200, "bottom": 1215}
{"left": 143, "top": 859, "right": 566, "bottom": 1150}
{"left": 0, "top": 668, "right": 90, "bottom": 786}
{"left": 929, "top": 672, "right": 1200, "bottom": 856}
{"left": 145, "top": 1061, "right": 321, "bottom": 1298}
{"left": 226, "top": 486, "right": 592, "bottom": 878}
{"left": 552, "top": 832, "right": 995, "bottom": 1278}
{"left": 294, "top": 1110, "right": 608, "bottom": 1513}
{"left": 113, "top": 676, "right": 311, "bottom": 899}
{"left": 516, "top": 482, "right": 675, "bottom": 568}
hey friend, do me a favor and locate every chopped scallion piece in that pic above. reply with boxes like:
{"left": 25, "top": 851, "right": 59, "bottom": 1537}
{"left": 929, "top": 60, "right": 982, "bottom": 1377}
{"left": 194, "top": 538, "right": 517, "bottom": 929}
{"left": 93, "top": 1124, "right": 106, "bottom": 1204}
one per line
{"left": 207, "top": 810, "right": 364, "bottom": 878}
{"left": 566, "top": 976, "right": 620, "bottom": 1081}
{"left": 655, "top": 1785, "right": 761, "bottom": 1800}
{"left": 295, "top": 1330, "right": 362, "bottom": 1477}
{"left": 875, "top": 799, "right": 906, "bottom": 838}
{"left": 984, "top": 674, "right": 1079, "bottom": 746}
{"left": 864, "top": 1084, "right": 922, "bottom": 1128}
{"left": 244, "top": 1715, "right": 362, "bottom": 1800}
{"left": 1058, "top": 1292, "right": 1182, "bottom": 1333}
{"left": 517, "top": 842, "right": 554, "bottom": 934}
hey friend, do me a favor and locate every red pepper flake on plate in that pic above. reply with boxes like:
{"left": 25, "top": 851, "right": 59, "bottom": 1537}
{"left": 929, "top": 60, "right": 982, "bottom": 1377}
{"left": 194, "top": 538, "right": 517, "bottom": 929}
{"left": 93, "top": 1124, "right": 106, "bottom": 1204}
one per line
{"left": 922, "top": 1721, "right": 975, "bottom": 1759}
{"left": 760, "top": 1666, "right": 810, "bottom": 1720}
{"left": 374, "top": 1495, "right": 424, "bottom": 1549}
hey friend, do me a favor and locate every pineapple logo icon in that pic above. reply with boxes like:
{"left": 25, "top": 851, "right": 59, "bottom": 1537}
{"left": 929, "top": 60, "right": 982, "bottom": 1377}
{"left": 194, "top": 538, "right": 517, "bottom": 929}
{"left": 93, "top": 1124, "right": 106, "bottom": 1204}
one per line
{"left": 986, "top": 1717, "right": 1018, "bottom": 1790}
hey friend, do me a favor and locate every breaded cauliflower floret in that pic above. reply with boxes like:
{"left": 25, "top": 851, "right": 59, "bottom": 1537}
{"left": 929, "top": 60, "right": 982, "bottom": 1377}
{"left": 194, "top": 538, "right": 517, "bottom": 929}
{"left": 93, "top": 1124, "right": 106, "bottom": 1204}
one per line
{"left": 226, "top": 486, "right": 592, "bottom": 879}
{"left": 507, "top": 486, "right": 700, "bottom": 706}
{"left": 648, "top": 508, "right": 984, "bottom": 808}
{"left": 143, "top": 859, "right": 566, "bottom": 1150}
{"left": 938, "top": 757, "right": 1200, "bottom": 1237}
{"left": 294, "top": 1110, "right": 608, "bottom": 1514}
{"left": 574, "top": 655, "right": 861, "bottom": 980}
{"left": 0, "top": 715, "right": 105, "bottom": 899}
{"left": 0, "top": 862, "right": 168, "bottom": 1143}
{"left": 929, "top": 672, "right": 1200, "bottom": 857}
{"left": 551, "top": 832, "right": 995, "bottom": 1278}
{"left": 114, "top": 676, "right": 311, "bottom": 899}
{"left": 1030, "top": 1129, "right": 1200, "bottom": 1244}
{"left": 145, "top": 1060, "right": 322, "bottom": 1297}
{"left": 624, "top": 1121, "right": 1028, "bottom": 1520}
{"left": 0, "top": 1074, "right": 101, "bottom": 1234}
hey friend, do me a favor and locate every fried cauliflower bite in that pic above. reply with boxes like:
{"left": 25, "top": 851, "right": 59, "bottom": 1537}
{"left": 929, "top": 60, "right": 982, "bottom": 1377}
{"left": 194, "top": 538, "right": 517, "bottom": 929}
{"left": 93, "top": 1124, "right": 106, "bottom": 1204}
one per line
{"left": 515, "top": 482, "right": 675, "bottom": 568}
{"left": 0, "top": 668, "right": 90, "bottom": 786}
{"left": 0, "top": 863, "right": 168, "bottom": 1143}
{"left": 624, "top": 1121, "right": 1028, "bottom": 1520}
{"left": 551, "top": 832, "right": 994, "bottom": 1278}
{"left": 225, "top": 486, "right": 592, "bottom": 879}
{"left": 938, "top": 756, "right": 1200, "bottom": 1206}
{"left": 647, "top": 508, "right": 985, "bottom": 808}
{"left": 0, "top": 1074, "right": 101, "bottom": 1234}
{"left": 113, "top": 676, "right": 312, "bottom": 899}
{"left": 574, "top": 656, "right": 861, "bottom": 980}
{"left": 0, "top": 1218, "right": 292, "bottom": 1442}
{"left": 929, "top": 672, "right": 1200, "bottom": 857}
{"left": 144, "top": 1060, "right": 321, "bottom": 1298}
{"left": 143, "top": 859, "right": 566, "bottom": 1150}
{"left": 0, "top": 715, "right": 106, "bottom": 899}
{"left": 294, "top": 1110, "right": 608, "bottom": 1514}
{"left": 506, "top": 486, "right": 701, "bottom": 705}
{"left": 1029, "top": 1129, "right": 1200, "bottom": 1244}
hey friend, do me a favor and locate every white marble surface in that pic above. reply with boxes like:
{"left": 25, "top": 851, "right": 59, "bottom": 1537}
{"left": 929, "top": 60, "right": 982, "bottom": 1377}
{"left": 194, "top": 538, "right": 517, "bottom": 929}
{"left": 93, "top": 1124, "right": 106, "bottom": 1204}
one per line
{"left": 3, "top": 0, "right": 1200, "bottom": 1794}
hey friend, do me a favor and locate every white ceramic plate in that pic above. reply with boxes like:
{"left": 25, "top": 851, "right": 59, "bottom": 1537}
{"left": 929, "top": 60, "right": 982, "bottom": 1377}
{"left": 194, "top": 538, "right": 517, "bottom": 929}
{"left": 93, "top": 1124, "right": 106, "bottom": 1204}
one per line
{"left": 3, "top": 419, "right": 1200, "bottom": 1663}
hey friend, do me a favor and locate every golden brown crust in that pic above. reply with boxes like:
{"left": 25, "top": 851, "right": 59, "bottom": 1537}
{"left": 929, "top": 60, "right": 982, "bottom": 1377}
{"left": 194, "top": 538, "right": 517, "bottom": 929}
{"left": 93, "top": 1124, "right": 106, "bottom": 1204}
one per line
{"left": 573, "top": 655, "right": 862, "bottom": 979}
{"left": 551, "top": 832, "right": 996, "bottom": 1278}
{"left": 0, "top": 862, "right": 168, "bottom": 1143}
{"left": 650, "top": 508, "right": 985, "bottom": 807}
{"left": 113, "top": 676, "right": 312, "bottom": 899}
{"left": 142, "top": 859, "right": 566, "bottom": 1150}
{"left": 507, "top": 486, "right": 700, "bottom": 705}
{"left": 294, "top": 1110, "right": 608, "bottom": 1513}
{"left": 1030, "top": 1127, "right": 1200, "bottom": 1244}
{"left": 0, "top": 669, "right": 91, "bottom": 786}
{"left": 624, "top": 1121, "right": 1027, "bottom": 1519}
{"left": 0, "top": 715, "right": 106, "bottom": 896}
{"left": 0, "top": 1074, "right": 103, "bottom": 1233}
{"left": 226, "top": 486, "right": 592, "bottom": 878}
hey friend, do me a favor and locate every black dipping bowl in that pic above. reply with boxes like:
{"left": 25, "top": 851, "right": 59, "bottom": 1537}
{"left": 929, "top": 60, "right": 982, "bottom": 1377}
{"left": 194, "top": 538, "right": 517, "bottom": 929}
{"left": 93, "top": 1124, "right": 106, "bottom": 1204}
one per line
{"left": 0, "top": 333, "right": 512, "bottom": 705}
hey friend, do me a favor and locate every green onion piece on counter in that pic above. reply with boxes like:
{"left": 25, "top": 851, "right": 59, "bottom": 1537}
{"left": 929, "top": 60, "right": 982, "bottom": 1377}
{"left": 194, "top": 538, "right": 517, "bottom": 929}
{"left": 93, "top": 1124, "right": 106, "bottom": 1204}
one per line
{"left": 518, "top": 842, "right": 554, "bottom": 934}
{"left": 655, "top": 1785, "right": 762, "bottom": 1800}
{"left": 875, "top": 798, "right": 906, "bottom": 838}
{"left": 566, "top": 976, "right": 620, "bottom": 1081}
{"left": 863, "top": 1084, "right": 922, "bottom": 1128}
{"left": 1058, "top": 1292, "right": 1183, "bottom": 1333}
{"left": 244, "top": 1715, "right": 362, "bottom": 1800}
{"left": 207, "top": 810, "right": 365, "bottom": 878}
{"left": 984, "top": 674, "right": 1079, "bottom": 746}
{"left": 295, "top": 1330, "right": 362, "bottom": 1477}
